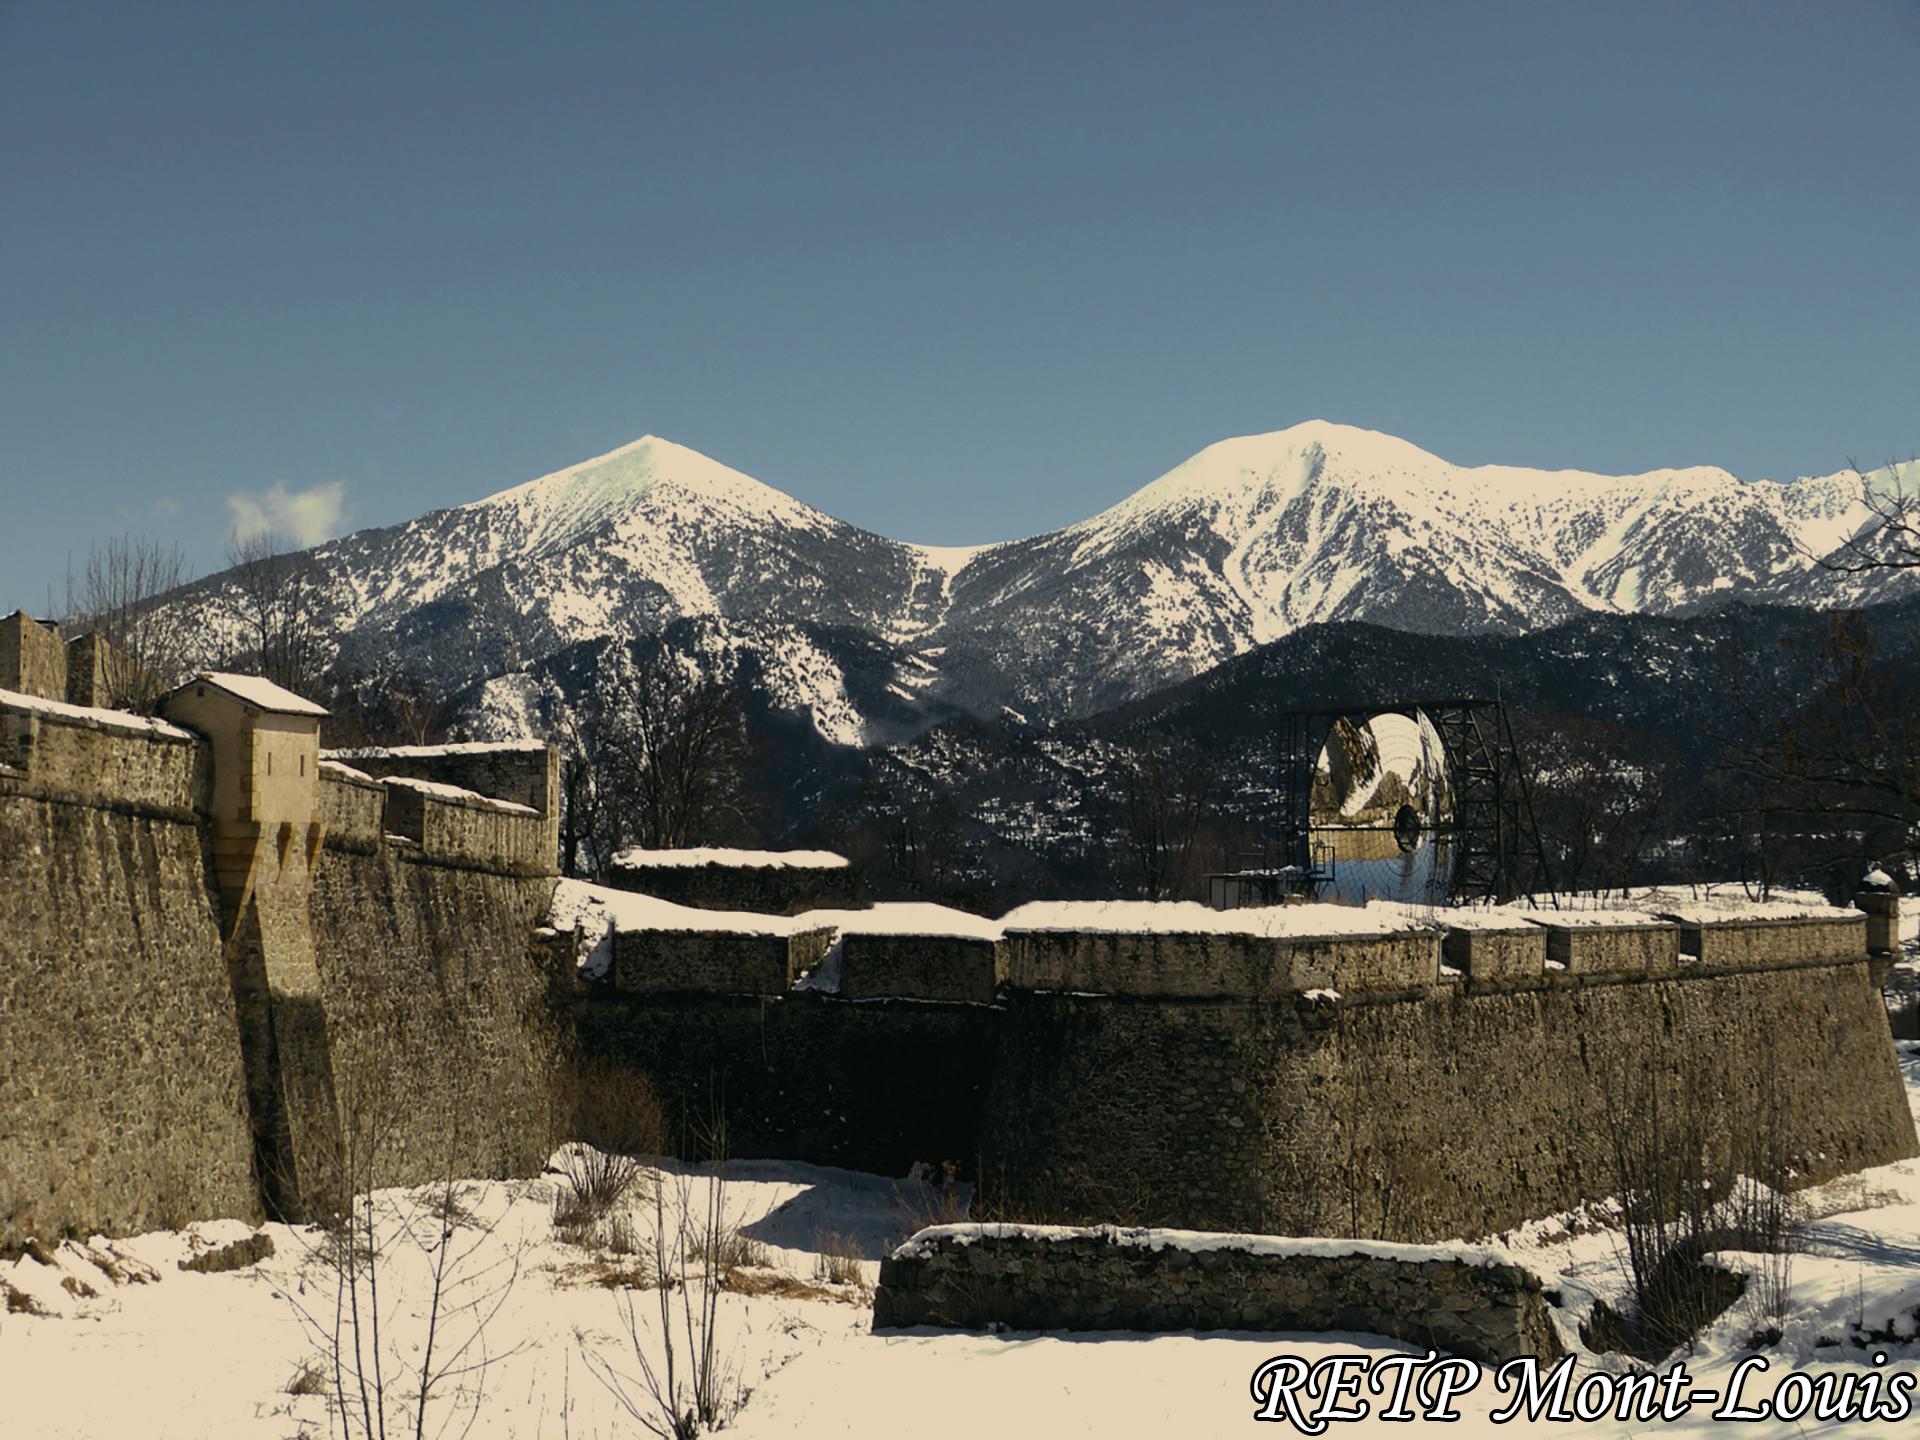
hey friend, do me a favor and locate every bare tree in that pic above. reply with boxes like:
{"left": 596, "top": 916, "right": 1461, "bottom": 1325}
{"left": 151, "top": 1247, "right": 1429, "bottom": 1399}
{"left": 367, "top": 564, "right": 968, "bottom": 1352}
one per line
{"left": 560, "top": 643, "right": 752, "bottom": 874}
{"left": 1806, "top": 458, "right": 1920, "bottom": 575}
{"left": 277, "top": 1083, "right": 528, "bottom": 1440}
{"left": 1714, "top": 612, "right": 1920, "bottom": 894}
{"left": 63, "top": 535, "right": 195, "bottom": 712}
{"left": 1115, "top": 733, "right": 1214, "bottom": 900}
{"left": 222, "top": 528, "right": 326, "bottom": 695}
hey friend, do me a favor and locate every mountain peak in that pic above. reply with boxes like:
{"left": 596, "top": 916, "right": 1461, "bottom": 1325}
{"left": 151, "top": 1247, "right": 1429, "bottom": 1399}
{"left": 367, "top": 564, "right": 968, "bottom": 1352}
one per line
{"left": 470, "top": 433, "right": 832, "bottom": 553}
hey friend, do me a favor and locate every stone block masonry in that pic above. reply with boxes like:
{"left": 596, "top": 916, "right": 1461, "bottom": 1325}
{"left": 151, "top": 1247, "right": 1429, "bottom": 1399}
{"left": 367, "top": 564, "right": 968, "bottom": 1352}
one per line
{"left": 574, "top": 990, "right": 996, "bottom": 1177}
{"left": 380, "top": 778, "right": 553, "bottom": 875}
{"left": 874, "top": 1225, "right": 1565, "bottom": 1366}
{"left": 1543, "top": 919, "right": 1679, "bottom": 978}
{"left": 0, "top": 687, "right": 573, "bottom": 1241}
{"left": 975, "top": 955, "right": 1915, "bottom": 1241}
{"left": 0, "top": 779, "right": 259, "bottom": 1246}
{"left": 1004, "top": 927, "right": 1440, "bottom": 999}
{"left": 839, "top": 933, "right": 1002, "bottom": 1003}
{"left": 611, "top": 924, "right": 834, "bottom": 995}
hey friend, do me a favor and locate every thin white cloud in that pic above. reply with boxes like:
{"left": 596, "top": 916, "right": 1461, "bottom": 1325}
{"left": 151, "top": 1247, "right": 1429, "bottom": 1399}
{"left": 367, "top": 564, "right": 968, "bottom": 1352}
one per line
{"left": 227, "top": 479, "right": 350, "bottom": 548}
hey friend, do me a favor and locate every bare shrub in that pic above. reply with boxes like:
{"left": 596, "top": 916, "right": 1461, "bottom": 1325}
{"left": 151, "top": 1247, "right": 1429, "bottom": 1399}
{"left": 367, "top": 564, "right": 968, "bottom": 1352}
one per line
{"left": 1727, "top": 1041, "right": 1806, "bottom": 1344}
{"left": 810, "top": 1233, "right": 868, "bottom": 1291}
{"left": 1603, "top": 1061, "right": 1740, "bottom": 1355}
{"left": 1602, "top": 1046, "right": 1806, "bottom": 1357}
{"left": 277, "top": 1082, "right": 528, "bottom": 1440}
{"left": 553, "top": 1146, "right": 647, "bottom": 1234}
{"left": 581, "top": 1111, "right": 744, "bottom": 1438}
{"left": 710, "top": 1224, "right": 768, "bottom": 1274}
{"left": 554, "top": 1067, "right": 667, "bottom": 1244}
{"left": 285, "top": 1357, "right": 329, "bottom": 1396}
{"left": 891, "top": 1159, "right": 968, "bottom": 1245}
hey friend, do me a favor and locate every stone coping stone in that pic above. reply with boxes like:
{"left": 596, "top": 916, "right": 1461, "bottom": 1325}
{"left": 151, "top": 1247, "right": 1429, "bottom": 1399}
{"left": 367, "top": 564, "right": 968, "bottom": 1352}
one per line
{"left": 1005, "top": 929, "right": 1441, "bottom": 1000}
{"left": 1542, "top": 920, "right": 1679, "bottom": 979}
{"left": 1675, "top": 913, "right": 1866, "bottom": 969}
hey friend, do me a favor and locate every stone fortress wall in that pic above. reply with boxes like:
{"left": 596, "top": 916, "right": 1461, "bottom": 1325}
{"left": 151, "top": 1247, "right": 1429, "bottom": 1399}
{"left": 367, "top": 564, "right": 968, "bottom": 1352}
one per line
{"left": 0, "top": 681, "right": 565, "bottom": 1247}
{"left": 2, "top": 661, "right": 1915, "bottom": 1255}
{"left": 586, "top": 893, "right": 1916, "bottom": 1243}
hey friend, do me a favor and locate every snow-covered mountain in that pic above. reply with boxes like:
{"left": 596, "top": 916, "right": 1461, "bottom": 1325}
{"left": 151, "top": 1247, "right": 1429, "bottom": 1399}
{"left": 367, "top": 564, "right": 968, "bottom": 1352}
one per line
{"left": 186, "top": 422, "right": 1914, "bottom": 743}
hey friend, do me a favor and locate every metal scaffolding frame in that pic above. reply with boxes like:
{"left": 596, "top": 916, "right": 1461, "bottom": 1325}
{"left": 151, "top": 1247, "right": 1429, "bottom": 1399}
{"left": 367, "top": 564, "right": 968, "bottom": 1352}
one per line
{"left": 1275, "top": 697, "right": 1551, "bottom": 904}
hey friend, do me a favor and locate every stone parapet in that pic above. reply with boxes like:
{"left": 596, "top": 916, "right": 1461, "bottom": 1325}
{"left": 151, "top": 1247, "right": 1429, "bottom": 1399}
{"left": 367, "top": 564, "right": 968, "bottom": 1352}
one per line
{"left": 1443, "top": 926, "right": 1546, "bottom": 990}
{"left": 839, "top": 933, "right": 1004, "bottom": 1003}
{"left": 607, "top": 854, "right": 864, "bottom": 915}
{"left": 611, "top": 924, "right": 835, "bottom": 996}
{"left": 0, "top": 614, "right": 67, "bottom": 703}
{"left": 380, "top": 779, "right": 553, "bottom": 875}
{"left": 1004, "top": 928, "right": 1441, "bottom": 999}
{"left": 0, "top": 693, "right": 205, "bottom": 814}
{"left": 327, "top": 743, "right": 561, "bottom": 870}
{"left": 1676, "top": 914, "right": 1867, "bottom": 970}
{"left": 1542, "top": 920, "right": 1680, "bottom": 980}
{"left": 316, "top": 765, "right": 384, "bottom": 852}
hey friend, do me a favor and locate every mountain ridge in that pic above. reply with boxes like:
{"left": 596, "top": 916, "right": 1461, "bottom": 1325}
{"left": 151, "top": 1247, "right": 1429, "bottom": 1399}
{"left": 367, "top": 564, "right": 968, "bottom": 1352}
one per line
{"left": 182, "top": 420, "right": 1918, "bottom": 744}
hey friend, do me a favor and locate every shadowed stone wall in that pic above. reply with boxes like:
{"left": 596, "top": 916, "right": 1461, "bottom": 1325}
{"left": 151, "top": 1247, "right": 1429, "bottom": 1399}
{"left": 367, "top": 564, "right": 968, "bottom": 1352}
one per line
{"left": 310, "top": 846, "right": 567, "bottom": 1190}
{"left": 977, "top": 958, "right": 1914, "bottom": 1241}
{"left": 574, "top": 991, "right": 996, "bottom": 1176}
{"left": 606, "top": 859, "right": 864, "bottom": 915}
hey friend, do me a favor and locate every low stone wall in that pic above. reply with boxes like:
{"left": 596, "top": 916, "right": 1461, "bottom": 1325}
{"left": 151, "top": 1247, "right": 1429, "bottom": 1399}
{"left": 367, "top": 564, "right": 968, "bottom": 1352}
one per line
{"left": 1443, "top": 927, "right": 1545, "bottom": 989}
{"left": 1005, "top": 929, "right": 1441, "bottom": 999}
{"left": 840, "top": 933, "right": 1003, "bottom": 1003}
{"left": 874, "top": 1226, "right": 1565, "bottom": 1365}
{"left": 318, "top": 766, "right": 384, "bottom": 851}
{"left": 610, "top": 925, "right": 834, "bottom": 995}
{"left": 607, "top": 859, "right": 864, "bottom": 915}
{"left": 328, "top": 743, "right": 560, "bottom": 867}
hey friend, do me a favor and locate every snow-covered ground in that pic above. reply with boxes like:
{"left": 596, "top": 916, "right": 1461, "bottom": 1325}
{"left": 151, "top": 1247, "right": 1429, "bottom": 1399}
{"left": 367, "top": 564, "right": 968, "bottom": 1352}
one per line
{"left": 12, "top": 1052, "right": 1920, "bottom": 1438}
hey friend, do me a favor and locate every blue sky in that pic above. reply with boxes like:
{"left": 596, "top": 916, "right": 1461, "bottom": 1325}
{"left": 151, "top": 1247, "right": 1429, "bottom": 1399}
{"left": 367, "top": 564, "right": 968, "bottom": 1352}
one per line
{"left": 3, "top": 0, "right": 1917, "bottom": 609}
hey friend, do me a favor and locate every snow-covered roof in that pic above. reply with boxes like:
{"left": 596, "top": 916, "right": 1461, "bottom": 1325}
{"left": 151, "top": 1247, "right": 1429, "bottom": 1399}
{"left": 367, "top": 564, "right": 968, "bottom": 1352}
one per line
{"left": 997, "top": 900, "right": 1437, "bottom": 939}
{"left": 613, "top": 846, "right": 850, "bottom": 871}
{"left": 0, "top": 686, "right": 197, "bottom": 741}
{"left": 796, "top": 904, "right": 1002, "bottom": 942}
{"left": 892, "top": 1222, "right": 1521, "bottom": 1272}
{"left": 546, "top": 878, "right": 806, "bottom": 939}
{"left": 185, "top": 672, "right": 328, "bottom": 717}
{"left": 380, "top": 775, "right": 538, "bottom": 816}
{"left": 317, "top": 758, "right": 377, "bottom": 784}
{"left": 327, "top": 739, "right": 549, "bottom": 758}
